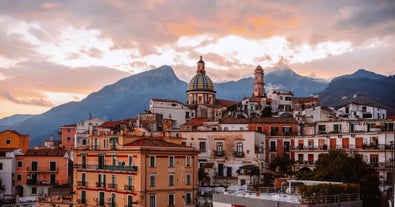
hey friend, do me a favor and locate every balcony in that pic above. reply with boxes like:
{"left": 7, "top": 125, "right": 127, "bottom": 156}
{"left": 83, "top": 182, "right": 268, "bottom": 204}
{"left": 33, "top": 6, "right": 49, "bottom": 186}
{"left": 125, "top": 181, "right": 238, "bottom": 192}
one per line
{"left": 77, "top": 181, "right": 88, "bottom": 187}
{"left": 77, "top": 199, "right": 86, "bottom": 204}
{"left": 213, "top": 150, "right": 225, "bottom": 157}
{"left": 107, "top": 183, "right": 117, "bottom": 189}
{"left": 75, "top": 164, "right": 138, "bottom": 172}
{"left": 124, "top": 185, "right": 134, "bottom": 191}
{"left": 234, "top": 151, "right": 245, "bottom": 158}
{"left": 96, "top": 182, "right": 106, "bottom": 188}
{"left": 27, "top": 179, "right": 58, "bottom": 185}
{"left": 27, "top": 167, "right": 58, "bottom": 172}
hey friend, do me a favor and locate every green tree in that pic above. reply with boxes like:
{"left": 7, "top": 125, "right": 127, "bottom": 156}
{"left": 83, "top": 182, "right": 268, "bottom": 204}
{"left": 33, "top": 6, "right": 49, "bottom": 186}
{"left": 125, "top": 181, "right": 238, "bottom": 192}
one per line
{"left": 269, "top": 155, "right": 294, "bottom": 177}
{"left": 198, "top": 168, "right": 210, "bottom": 186}
{"left": 310, "top": 149, "right": 380, "bottom": 207}
{"left": 261, "top": 106, "right": 272, "bottom": 117}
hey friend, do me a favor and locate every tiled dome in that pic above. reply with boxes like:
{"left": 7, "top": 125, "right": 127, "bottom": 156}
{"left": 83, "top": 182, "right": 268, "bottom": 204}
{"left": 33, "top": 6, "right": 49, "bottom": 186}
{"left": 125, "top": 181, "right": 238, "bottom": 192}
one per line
{"left": 188, "top": 73, "right": 214, "bottom": 91}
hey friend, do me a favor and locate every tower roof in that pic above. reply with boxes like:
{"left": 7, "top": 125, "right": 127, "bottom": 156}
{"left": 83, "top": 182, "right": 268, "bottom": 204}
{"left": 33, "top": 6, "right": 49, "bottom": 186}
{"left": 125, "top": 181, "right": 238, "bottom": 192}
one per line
{"left": 187, "top": 56, "right": 215, "bottom": 92}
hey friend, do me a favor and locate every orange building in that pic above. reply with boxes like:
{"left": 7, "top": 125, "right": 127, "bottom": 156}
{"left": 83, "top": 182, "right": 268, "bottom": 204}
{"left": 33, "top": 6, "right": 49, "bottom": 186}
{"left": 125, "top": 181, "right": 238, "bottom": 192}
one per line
{"left": 59, "top": 124, "right": 77, "bottom": 154}
{"left": 0, "top": 130, "right": 29, "bottom": 153}
{"left": 248, "top": 117, "right": 298, "bottom": 161}
{"left": 73, "top": 120, "right": 199, "bottom": 207}
{"left": 15, "top": 149, "right": 70, "bottom": 197}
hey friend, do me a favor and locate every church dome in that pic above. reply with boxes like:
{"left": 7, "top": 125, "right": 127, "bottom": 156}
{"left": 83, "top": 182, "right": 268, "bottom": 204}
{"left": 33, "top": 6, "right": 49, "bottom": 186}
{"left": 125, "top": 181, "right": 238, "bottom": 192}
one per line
{"left": 187, "top": 56, "right": 215, "bottom": 92}
{"left": 188, "top": 73, "right": 214, "bottom": 91}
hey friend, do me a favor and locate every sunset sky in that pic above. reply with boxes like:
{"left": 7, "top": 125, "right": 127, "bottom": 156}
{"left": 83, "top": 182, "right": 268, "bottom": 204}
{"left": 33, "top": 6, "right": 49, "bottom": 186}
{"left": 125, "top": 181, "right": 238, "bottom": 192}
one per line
{"left": 0, "top": 0, "right": 394, "bottom": 119}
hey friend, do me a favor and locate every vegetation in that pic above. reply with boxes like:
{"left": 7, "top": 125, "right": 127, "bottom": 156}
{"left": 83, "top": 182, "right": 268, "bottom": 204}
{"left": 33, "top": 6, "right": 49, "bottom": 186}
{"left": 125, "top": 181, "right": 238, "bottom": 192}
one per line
{"left": 295, "top": 149, "right": 380, "bottom": 207}
{"left": 261, "top": 106, "right": 272, "bottom": 117}
{"left": 269, "top": 155, "right": 294, "bottom": 177}
{"left": 298, "top": 183, "right": 358, "bottom": 204}
{"left": 198, "top": 168, "right": 210, "bottom": 186}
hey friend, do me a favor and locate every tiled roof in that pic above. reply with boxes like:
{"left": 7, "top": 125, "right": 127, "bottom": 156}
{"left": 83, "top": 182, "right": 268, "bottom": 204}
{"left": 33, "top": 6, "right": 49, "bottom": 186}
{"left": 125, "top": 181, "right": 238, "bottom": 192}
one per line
{"left": 0, "top": 130, "right": 25, "bottom": 136}
{"left": 220, "top": 117, "right": 250, "bottom": 124}
{"left": 249, "top": 97, "right": 262, "bottom": 102}
{"left": 182, "top": 118, "right": 208, "bottom": 126}
{"left": 215, "top": 99, "right": 239, "bottom": 107}
{"left": 151, "top": 98, "right": 185, "bottom": 105}
{"left": 293, "top": 97, "right": 320, "bottom": 104}
{"left": 0, "top": 148, "right": 19, "bottom": 153}
{"left": 61, "top": 123, "right": 77, "bottom": 127}
{"left": 99, "top": 118, "right": 137, "bottom": 128}
{"left": 125, "top": 138, "right": 192, "bottom": 148}
{"left": 220, "top": 117, "right": 297, "bottom": 124}
{"left": 23, "top": 149, "right": 67, "bottom": 156}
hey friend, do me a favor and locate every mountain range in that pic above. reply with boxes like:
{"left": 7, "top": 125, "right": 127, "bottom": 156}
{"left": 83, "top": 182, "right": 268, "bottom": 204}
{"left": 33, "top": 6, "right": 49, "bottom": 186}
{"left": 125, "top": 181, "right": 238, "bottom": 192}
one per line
{"left": 1, "top": 65, "right": 394, "bottom": 147}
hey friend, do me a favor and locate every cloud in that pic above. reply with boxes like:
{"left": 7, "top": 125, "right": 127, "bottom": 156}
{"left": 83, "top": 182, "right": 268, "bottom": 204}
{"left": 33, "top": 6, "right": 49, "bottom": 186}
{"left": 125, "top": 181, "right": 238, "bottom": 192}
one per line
{"left": 0, "top": 89, "right": 54, "bottom": 107}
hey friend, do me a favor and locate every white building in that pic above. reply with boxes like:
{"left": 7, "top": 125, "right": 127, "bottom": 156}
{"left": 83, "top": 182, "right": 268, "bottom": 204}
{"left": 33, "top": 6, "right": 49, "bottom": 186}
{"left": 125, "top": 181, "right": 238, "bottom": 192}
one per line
{"left": 149, "top": 98, "right": 193, "bottom": 129}
{"left": 337, "top": 102, "right": 387, "bottom": 120}
{"left": 180, "top": 130, "right": 265, "bottom": 186}
{"left": 0, "top": 148, "right": 22, "bottom": 203}
{"left": 267, "top": 90, "right": 293, "bottom": 116}
{"left": 75, "top": 117, "right": 105, "bottom": 147}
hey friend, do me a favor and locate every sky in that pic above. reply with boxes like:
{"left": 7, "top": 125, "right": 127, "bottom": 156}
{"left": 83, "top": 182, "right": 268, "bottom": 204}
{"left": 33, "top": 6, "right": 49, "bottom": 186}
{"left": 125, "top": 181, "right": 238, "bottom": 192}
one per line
{"left": 0, "top": 0, "right": 394, "bottom": 119}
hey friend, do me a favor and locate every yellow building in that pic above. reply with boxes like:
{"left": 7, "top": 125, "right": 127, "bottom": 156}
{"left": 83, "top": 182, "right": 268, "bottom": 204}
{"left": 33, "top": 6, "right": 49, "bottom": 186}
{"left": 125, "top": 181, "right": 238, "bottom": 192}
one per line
{"left": 73, "top": 120, "right": 199, "bottom": 207}
{"left": 0, "top": 130, "right": 29, "bottom": 153}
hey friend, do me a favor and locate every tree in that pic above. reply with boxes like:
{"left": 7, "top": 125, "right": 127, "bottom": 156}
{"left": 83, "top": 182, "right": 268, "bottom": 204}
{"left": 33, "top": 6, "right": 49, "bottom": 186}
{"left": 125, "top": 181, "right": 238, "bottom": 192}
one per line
{"left": 269, "top": 155, "right": 294, "bottom": 177}
{"left": 198, "top": 168, "right": 210, "bottom": 186}
{"left": 261, "top": 106, "right": 272, "bottom": 117}
{"left": 309, "top": 149, "right": 380, "bottom": 207}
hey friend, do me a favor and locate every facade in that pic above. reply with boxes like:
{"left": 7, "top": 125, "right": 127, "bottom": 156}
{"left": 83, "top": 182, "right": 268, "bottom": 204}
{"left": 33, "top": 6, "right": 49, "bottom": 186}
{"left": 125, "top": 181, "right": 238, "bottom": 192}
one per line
{"left": 0, "top": 130, "right": 29, "bottom": 153}
{"left": 149, "top": 98, "right": 193, "bottom": 129}
{"left": 267, "top": 89, "right": 294, "bottom": 116}
{"left": 59, "top": 124, "right": 77, "bottom": 154}
{"left": 15, "top": 149, "right": 70, "bottom": 198}
{"left": 337, "top": 102, "right": 387, "bottom": 120}
{"left": 73, "top": 119, "right": 199, "bottom": 207}
{"left": 179, "top": 128, "right": 265, "bottom": 187}
{"left": 75, "top": 117, "right": 105, "bottom": 148}
{"left": 0, "top": 148, "right": 22, "bottom": 204}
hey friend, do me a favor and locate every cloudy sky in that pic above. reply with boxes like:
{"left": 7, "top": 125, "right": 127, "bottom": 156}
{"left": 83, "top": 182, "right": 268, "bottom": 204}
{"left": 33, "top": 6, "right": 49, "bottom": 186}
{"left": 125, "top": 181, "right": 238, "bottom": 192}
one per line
{"left": 0, "top": 0, "right": 394, "bottom": 119}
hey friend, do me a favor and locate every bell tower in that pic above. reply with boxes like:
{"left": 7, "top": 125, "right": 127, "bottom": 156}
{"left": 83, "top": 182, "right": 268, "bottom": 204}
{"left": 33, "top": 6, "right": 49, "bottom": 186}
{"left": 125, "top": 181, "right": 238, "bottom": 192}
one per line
{"left": 253, "top": 65, "right": 265, "bottom": 97}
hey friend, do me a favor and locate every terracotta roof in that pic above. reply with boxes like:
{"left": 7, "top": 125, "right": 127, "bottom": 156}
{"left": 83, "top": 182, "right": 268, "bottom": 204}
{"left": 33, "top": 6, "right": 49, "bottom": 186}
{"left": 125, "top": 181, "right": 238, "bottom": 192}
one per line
{"left": 215, "top": 99, "right": 238, "bottom": 107}
{"left": 23, "top": 149, "right": 67, "bottom": 156}
{"left": 61, "top": 123, "right": 77, "bottom": 127}
{"left": 151, "top": 98, "right": 185, "bottom": 105}
{"left": 387, "top": 115, "right": 395, "bottom": 120}
{"left": 220, "top": 117, "right": 250, "bottom": 124}
{"left": 99, "top": 118, "right": 137, "bottom": 128}
{"left": 182, "top": 118, "right": 208, "bottom": 126}
{"left": 293, "top": 97, "right": 320, "bottom": 104}
{"left": 125, "top": 138, "right": 192, "bottom": 148}
{"left": 0, "top": 148, "right": 20, "bottom": 153}
{"left": 0, "top": 130, "right": 26, "bottom": 136}
{"left": 250, "top": 117, "right": 297, "bottom": 124}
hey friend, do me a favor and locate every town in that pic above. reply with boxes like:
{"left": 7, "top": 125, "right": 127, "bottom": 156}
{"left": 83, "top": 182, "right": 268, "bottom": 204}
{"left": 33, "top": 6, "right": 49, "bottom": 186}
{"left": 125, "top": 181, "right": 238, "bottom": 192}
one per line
{"left": 0, "top": 57, "right": 394, "bottom": 207}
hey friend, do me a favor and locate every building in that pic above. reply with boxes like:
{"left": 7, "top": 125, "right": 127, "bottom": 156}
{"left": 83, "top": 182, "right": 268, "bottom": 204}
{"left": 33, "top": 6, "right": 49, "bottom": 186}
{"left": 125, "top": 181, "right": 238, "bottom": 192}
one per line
{"left": 0, "top": 130, "right": 29, "bottom": 153}
{"left": 0, "top": 148, "right": 22, "bottom": 204}
{"left": 337, "top": 102, "right": 387, "bottom": 120}
{"left": 73, "top": 119, "right": 199, "bottom": 207}
{"left": 149, "top": 98, "right": 193, "bottom": 129}
{"left": 59, "top": 123, "right": 77, "bottom": 154}
{"left": 15, "top": 148, "right": 70, "bottom": 199}
{"left": 75, "top": 117, "right": 105, "bottom": 148}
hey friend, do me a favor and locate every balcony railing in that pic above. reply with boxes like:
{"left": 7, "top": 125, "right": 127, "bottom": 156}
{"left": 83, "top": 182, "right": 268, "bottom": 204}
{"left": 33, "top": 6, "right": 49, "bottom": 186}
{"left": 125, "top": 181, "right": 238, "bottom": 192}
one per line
{"left": 75, "top": 164, "right": 138, "bottom": 172}
{"left": 27, "top": 179, "right": 58, "bottom": 185}
{"left": 107, "top": 183, "right": 117, "bottom": 189}
{"left": 234, "top": 151, "right": 245, "bottom": 158}
{"left": 213, "top": 150, "right": 225, "bottom": 157}
{"left": 77, "top": 199, "right": 86, "bottom": 204}
{"left": 124, "top": 185, "right": 134, "bottom": 191}
{"left": 27, "top": 167, "right": 58, "bottom": 172}
{"left": 96, "top": 182, "right": 106, "bottom": 188}
{"left": 77, "top": 181, "right": 88, "bottom": 187}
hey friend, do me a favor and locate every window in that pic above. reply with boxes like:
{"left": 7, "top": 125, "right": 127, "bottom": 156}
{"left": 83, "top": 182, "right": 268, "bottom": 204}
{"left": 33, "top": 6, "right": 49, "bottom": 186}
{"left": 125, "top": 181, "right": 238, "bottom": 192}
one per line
{"left": 17, "top": 161, "right": 22, "bottom": 168}
{"left": 284, "top": 141, "right": 290, "bottom": 152}
{"left": 98, "top": 174, "right": 106, "bottom": 187}
{"left": 50, "top": 161, "right": 56, "bottom": 171}
{"left": 318, "top": 125, "right": 326, "bottom": 132}
{"left": 168, "top": 194, "right": 175, "bottom": 206}
{"left": 169, "top": 174, "right": 174, "bottom": 186}
{"left": 128, "top": 155, "right": 133, "bottom": 166}
{"left": 127, "top": 195, "right": 133, "bottom": 207}
{"left": 186, "top": 156, "right": 192, "bottom": 168}
{"left": 32, "top": 187, "right": 37, "bottom": 195}
{"left": 270, "top": 141, "right": 276, "bottom": 151}
{"left": 111, "top": 155, "right": 117, "bottom": 166}
{"left": 149, "top": 195, "right": 156, "bottom": 207}
{"left": 333, "top": 124, "right": 341, "bottom": 132}
{"left": 104, "top": 139, "right": 108, "bottom": 148}
{"left": 127, "top": 175, "right": 133, "bottom": 190}
{"left": 17, "top": 174, "right": 22, "bottom": 181}
{"left": 149, "top": 156, "right": 156, "bottom": 167}
{"left": 186, "top": 173, "right": 191, "bottom": 185}
{"left": 67, "top": 137, "right": 71, "bottom": 142}
{"left": 149, "top": 174, "right": 156, "bottom": 187}
{"left": 169, "top": 156, "right": 174, "bottom": 168}
{"left": 5, "top": 139, "right": 11, "bottom": 144}
{"left": 98, "top": 154, "right": 104, "bottom": 169}
{"left": 81, "top": 153, "right": 86, "bottom": 169}
{"left": 362, "top": 106, "right": 367, "bottom": 112}
{"left": 0, "top": 163, "right": 2, "bottom": 170}
{"left": 185, "top": 192, "right": 192, "bottom": 204}
{"left": 111, "top": 174, "right": 116, "bottom": 188}
{"left": 199, "top": 142, "right": 206, "bottom": 153}
{"left": 370, "top": 154, "right": 379, "bottom": 165}
{"left": 216, "top": 142, "right": 223, "bottom": 156}
{"left": 31, "top": 161, "right": 38, "bottom": 171}
{"left": 236, "top": 142, "right": 243, "bottom": 157}
{"left": 50, "top": 174, "right": 56, "bottom": 184}
{"left": 81, "top": 173, "right": 86, "bottom": 185}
